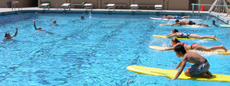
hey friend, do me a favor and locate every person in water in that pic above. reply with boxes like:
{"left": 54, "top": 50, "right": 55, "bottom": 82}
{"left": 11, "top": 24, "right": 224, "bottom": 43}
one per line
{"left": 51, "top": 19, "right": 58, "bottom": 25}
{"left": 161, "top": 14, "right": 190, "bottom": 20}
{"left": 81, "top": 16, "right": 84, "bottom": 20}
{"left": 166, "top": 29, "right": 218, "bottom": 40}
{"left": 33, "top": 19, "right": 45, "bottom": 31}
{"left": 33, "top": 19, "right": 54, "bottom": 34}
{"left": 212, "top": 20, "right": 218, "bottom": 27}
{"left": 171, "top": 44, "right": 213, "bottom": 80}
{"left": 171, "top": 19, "right": 210, "bottom": 27}
{"left": 4, "top": 27, "right": 18, "bottom": 40}
{"left": 161, "top": 38, "right": 228, "bottom": 52}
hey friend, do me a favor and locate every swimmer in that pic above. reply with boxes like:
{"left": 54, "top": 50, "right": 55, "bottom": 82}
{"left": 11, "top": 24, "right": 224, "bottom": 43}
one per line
{"left": 171, "top": 44, "right": 213, "bottom": 80}
{"left": 4, "top": 27, "right": 18, "bottom": 40}
{"left": 161, "top": 15, "right": 190, "bottom": 20}
{"left": 51, "top": 19, "right": 58, "bottom": 25}
{"left": 81, "top": 16, "right": 84, "bottom": 20}
{"left": 212, "top": 20, "right": 218, "bottom": 27}
{"left": 166, "top": 29, "right": 218, "bottom": 40}
{"left": 33, "top": 19, "right": 44, "bottom": 31}
{"left": 172, "top": 19, "right": 210, "bottom": 27}
{"left": 33, "top": 19, "right": 54, "bottom": 34}
{"left": 161, "top": 38, "right": 228, "bottom": 52}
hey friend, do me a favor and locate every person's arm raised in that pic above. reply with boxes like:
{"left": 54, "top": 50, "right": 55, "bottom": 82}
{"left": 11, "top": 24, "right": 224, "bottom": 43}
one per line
{"left": 33, "top": 19, "right": 38, "bottom": 30}
{"left": 11, "top": 27, "right": 18, "bottom": 37}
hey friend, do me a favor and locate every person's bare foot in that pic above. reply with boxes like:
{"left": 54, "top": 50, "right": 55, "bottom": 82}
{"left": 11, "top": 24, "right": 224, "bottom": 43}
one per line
{"left": 212, "top": 35, "right": 218, "bottom": 40}
{"left": 201, "top": 72, "right": 213, "bottom": 78}
{"left": 221, "top": 45, "right": 228, "bottom": 52}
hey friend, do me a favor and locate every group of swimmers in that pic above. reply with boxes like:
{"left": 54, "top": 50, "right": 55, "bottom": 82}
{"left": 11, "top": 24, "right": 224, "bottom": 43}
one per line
{"left": 159, "top": 15, "right": 229, "bottom": 80}
{"left": 3, "top": 14, "right": 226, "bottom": 80}
{"left": 4, "top": 16, "right": 86, "bottom": 40}
{"left": 161, "top": 14, "right": 211, "bottom": 27}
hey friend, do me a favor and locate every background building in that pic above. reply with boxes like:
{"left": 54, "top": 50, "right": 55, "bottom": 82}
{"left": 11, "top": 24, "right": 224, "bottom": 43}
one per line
{"left": 0, "top": 0, "right": 215, "bottom": 11}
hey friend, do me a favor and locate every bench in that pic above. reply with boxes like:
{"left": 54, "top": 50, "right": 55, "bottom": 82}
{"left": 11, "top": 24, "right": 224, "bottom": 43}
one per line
{"left": 130, "top": 4, "right": 139, "bottom": 11}
{"left": 40, "top": 3, "right": 50, "bottom": 10}
{"left": 155, "top": 5, "right": 162, "bottom": 11}
{"left": 84, "top": 3, "right": 94, "bottom": 10}
{"left": 106, "top": 4, "right": 115, "bottom": 10}
{"left": 61, "top": 3, "right": 70, "bottom": 10}
{"left": 104, "top": 3, "right": 127, "bottom": 8}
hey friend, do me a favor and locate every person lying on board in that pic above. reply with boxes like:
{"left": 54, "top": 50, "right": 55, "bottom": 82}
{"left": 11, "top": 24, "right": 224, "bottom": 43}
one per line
{"left": 171, "top": 44, "right": 213, "bottom": 80}
{"left": 166, "top": 29, "right": 218, "bottom": 40}
{"left": 171, "top": 19, "right": 210, "bottom": 27}
{"left": 4, "top": 27, "right": 18, "bottom": 40}
{"left": 160, "top": 38, "right": 228, "bottom": 52}
{"left": 161, "top": 15, "right": 190, "bottom": 20}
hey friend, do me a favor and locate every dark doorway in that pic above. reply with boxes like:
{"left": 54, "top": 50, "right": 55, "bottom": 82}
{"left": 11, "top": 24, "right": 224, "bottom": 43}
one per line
{"left": 31, "top": 0, "right": 38, "bottom": 7}
{"left": 189, "top": 0, "right": 198, "bottom": 10}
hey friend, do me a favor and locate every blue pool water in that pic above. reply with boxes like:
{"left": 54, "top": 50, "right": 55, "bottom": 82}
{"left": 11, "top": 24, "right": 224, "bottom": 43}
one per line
{"left": 0, "top": 13, "right": 230, "bottom": 86}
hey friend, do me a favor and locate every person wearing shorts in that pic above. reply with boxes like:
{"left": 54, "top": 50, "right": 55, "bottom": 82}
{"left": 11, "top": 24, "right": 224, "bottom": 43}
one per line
{"left": 188, "top": 60, "right": 210, "bottom": 75}
{"left": 188, "top": 21, "right": 196, "bottom": 25}
{"left": 172, "top": 20, "right": 210, "bottom": 27}
{"left": 170, "top": 45, "right": 213, "bottom": 80}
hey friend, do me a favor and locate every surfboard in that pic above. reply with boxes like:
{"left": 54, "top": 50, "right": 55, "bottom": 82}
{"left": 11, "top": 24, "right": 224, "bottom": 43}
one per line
{"left": 127, "top": 65, "right": 230, "bottom": 82}
{"left": 219, "top": 24, "right": 230, "bottom": 28}
{"left": 152, "top": 35, "right": 220, "bottom": 41}
{"left": 150, "top": 17, "right": 203, "bottom": 21}
{"left": 160, "top": 24, "right": 212, "bottom": 27}
{"left": 149, "top": 46, "right": 230, "bottom": 55}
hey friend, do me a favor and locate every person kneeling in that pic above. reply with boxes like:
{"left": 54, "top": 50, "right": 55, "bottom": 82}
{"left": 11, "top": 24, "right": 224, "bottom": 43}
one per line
{"left": 171, "top": 45, "right": 213, "bottom": 80}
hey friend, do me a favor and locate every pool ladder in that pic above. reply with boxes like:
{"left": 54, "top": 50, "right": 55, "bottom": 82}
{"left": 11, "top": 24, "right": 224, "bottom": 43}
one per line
{"left": 12, "top": 1, "right": 22, "bottom": 11}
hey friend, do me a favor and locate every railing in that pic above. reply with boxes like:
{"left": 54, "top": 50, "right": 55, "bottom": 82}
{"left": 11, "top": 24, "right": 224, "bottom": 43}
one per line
{"left": 12, "top": 1, "right": 22, "bottom": 11}
{"left": 191, "top": 3, "right": 230, "bottom": 15}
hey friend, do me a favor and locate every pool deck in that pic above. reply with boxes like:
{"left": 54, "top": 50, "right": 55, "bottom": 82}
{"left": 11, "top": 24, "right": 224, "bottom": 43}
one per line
{"left": 1, "top": 7, "right": 230, "bottom": 24}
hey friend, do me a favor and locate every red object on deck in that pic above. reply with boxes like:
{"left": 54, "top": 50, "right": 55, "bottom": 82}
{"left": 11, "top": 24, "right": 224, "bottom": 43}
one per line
{"left": 200, "top": 5, "right": 204, "bottom": 11}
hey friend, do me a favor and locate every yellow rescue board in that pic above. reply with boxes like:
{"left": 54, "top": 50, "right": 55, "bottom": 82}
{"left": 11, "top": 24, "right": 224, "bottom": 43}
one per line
{"left": 149, "top": 46, "right": 230, "bottom": 55}
{"left": 160, "top": 24, "right": 212, "bottom": 27}
{"left": 152, "top": 35, "right": 220, "bottom": 41}
{"left": 127, "top": 65, "right": 230, "bottom": 82}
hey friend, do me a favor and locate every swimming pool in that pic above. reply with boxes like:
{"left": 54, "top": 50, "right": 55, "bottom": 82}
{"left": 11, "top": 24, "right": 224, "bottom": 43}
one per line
{"left": 0, "top": 12, "right": 229, "bottom": 86}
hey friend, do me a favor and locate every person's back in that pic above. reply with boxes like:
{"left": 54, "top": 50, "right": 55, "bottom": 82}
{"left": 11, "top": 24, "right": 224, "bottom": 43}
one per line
{"left": 174, "top": 20, "right": 187, "bottom": 25}
{"left": 184, "top": 51, "right": 207, "bottom": 65}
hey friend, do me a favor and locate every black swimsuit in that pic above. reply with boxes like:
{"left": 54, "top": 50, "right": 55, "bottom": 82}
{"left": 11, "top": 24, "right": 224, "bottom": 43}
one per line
{"left": 188, "top": 21, "right": 196, "bottom": 25}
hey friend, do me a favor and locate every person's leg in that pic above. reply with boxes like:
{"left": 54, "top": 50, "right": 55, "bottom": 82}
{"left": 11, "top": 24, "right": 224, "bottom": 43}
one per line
{"left": 182, "top": 15, "right": 190, "bottom": 19}
{"left": 196, "top": 23, "right": 209, "bottom": 27}
{"left": 208, "top": 45, "right": 228, "bottom": 52}
{"left": 193, "top": 44, "right": 228, "bottom": 52}
{"left": 189, "top": 34, "right": 218, "bottom": 39}
{"left": 184, "top": 69, "right": 192, "bottom": 77}
{"left": 186, "top": 69, "right": 213, "bottom": 78}
{"left": 197, "top": 72, "right": 213, "bottom": 78}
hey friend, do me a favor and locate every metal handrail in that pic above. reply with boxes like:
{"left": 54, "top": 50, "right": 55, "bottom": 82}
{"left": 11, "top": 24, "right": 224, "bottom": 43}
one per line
{"left": 191, "top": 3, "right": 230, "bottom": 15}
{"left": 12, "top": 1, "right": 22, "bottom": 11}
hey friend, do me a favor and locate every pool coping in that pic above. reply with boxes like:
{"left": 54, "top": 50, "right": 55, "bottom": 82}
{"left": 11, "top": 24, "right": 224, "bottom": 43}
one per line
{"left": 1, "top": 7, "right": 230, "bottom": 24}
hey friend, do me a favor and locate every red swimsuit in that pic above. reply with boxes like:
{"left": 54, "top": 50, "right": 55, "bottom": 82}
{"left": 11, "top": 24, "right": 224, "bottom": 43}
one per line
{"left": 182, "top": 43, "right": 197, "bottom": 50}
